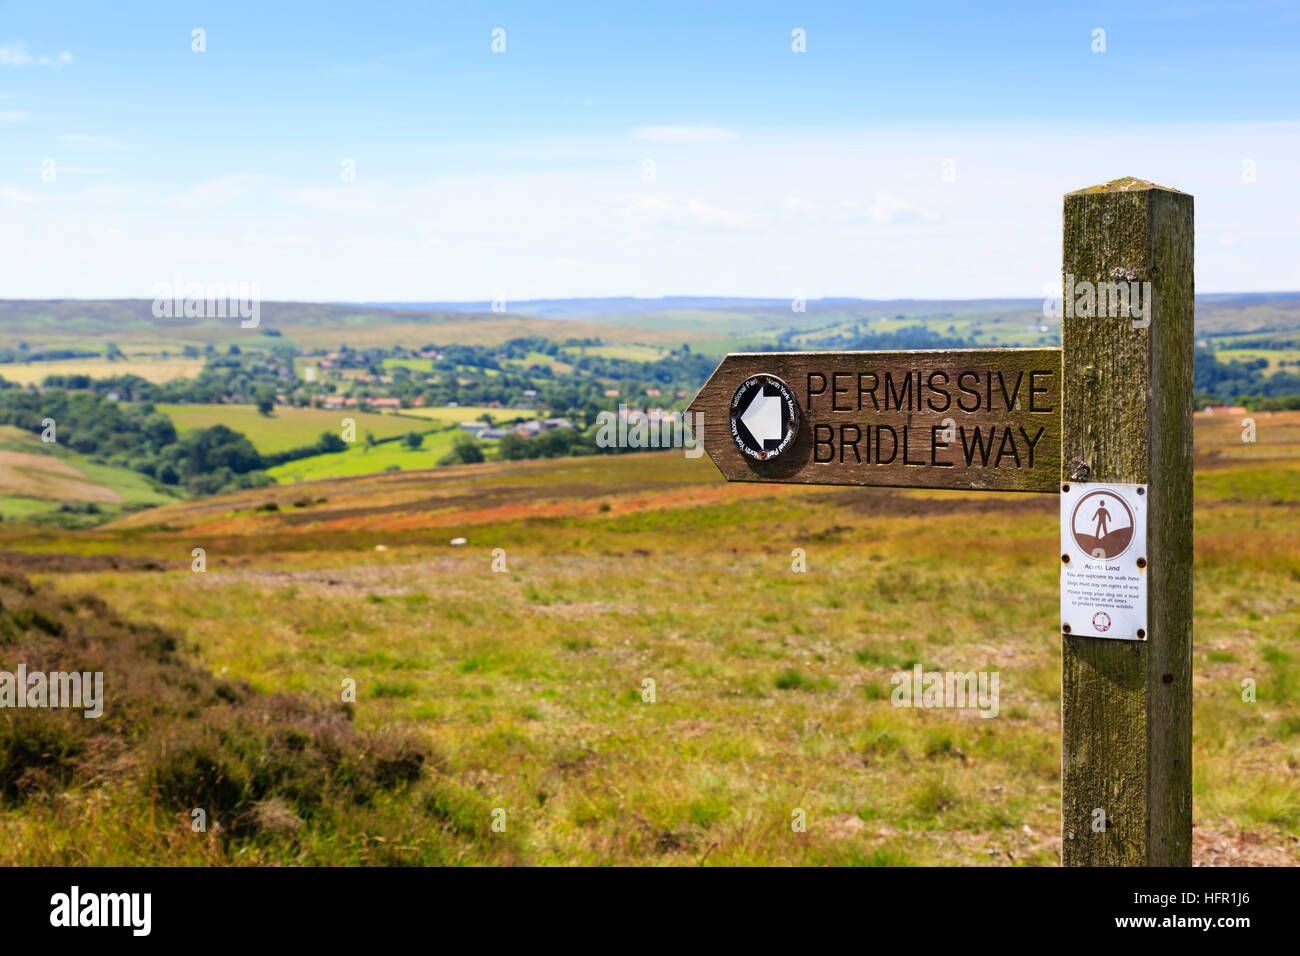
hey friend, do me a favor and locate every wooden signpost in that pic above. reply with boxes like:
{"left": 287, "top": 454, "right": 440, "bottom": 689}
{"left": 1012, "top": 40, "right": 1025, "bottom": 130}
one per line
{"left": 690, "top": 349, "right": 1061, "bottom": 493}
{"left": 687, "top": 178, "right": 1194, "bottom": 866}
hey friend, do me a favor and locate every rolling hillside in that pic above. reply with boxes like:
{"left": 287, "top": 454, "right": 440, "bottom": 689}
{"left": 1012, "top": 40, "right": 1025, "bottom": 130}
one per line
{"left": 0, "top": 300, "right": 705, "bottom": 350}
{"left": 6, "top": 294, "right": 1300, "bottom": 354}
{"left": 0, "top": 425, "right": 181, "bottom": 525}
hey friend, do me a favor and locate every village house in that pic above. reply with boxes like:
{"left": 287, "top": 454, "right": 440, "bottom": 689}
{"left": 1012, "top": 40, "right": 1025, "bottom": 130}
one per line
{"left": 320, "top": 396, "right": 360, "bottom": 409}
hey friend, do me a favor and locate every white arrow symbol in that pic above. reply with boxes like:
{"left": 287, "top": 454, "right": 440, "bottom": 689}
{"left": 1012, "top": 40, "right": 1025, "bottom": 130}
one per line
{"left": 740, "top": 388, "right": 784, "bottom": 445}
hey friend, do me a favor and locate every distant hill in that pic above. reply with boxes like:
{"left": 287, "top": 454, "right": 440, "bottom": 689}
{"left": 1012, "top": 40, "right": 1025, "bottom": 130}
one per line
{"left": 3, "top": 292, "right": 1300, "bottom": 351}
{"left": 359, "top": 293, "right": 1300, "bottom": 339}
{"left": 0, "top": 300, "right": 698, "bottom": 349}
{"left": 0, "top": 299, "right": 495, "bottom": 344}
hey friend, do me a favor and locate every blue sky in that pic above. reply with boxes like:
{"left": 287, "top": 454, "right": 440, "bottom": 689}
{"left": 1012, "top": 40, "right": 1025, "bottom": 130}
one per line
{"left": 2, "top": 1, "right": 1299, "bottom": 300}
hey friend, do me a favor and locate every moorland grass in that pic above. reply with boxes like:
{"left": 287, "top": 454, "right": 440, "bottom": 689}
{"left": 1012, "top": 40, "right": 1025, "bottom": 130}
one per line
{"left": 0, "top": 413, "right": 1297, "bottom": 864}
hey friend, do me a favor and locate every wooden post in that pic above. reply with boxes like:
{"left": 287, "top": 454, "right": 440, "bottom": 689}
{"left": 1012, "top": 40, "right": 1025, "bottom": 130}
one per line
{"left": 1060, "top": 178, "right": 1194, "bottom": 865}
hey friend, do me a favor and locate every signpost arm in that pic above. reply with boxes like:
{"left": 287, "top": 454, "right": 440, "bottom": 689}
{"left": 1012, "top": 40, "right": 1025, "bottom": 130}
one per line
{"left": 1060, "top": 178, "right": 1194, "bottom": 865}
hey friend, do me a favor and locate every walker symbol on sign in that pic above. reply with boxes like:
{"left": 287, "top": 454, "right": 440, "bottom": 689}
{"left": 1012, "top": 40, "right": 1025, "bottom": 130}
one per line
{"left": 1092, "top": 612, "right": 1112, "bottom": 633}
{"left": 1092, "top": 501, "right": 1111, "bottom": 538}
{"left": 1070, "top": 489, "right": 1136, "bottom": 560}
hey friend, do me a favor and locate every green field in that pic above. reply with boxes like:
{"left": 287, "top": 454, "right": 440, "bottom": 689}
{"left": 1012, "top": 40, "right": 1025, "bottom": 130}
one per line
{"left": 389, "top": 405, "right": 537, "bottom": 424}
{"left": 380, "top": 357, "right": 434, "bottom": 373}
{"left": 0, "top": 357, "right": 205, "bottom": 386}
{"left": 563, "top": 344, "right": 669, "bottom": 362}
{"left": 1215, "top": 348, "right": 1300, "bottom": 372}
{"left": 266, "top": 430, "right": 468, "bottom": 482}
{"left": 154, "top": 403, "right": 431, "bottom": 454}
{"left": 503, "top": 351, "right": 575, "bottom": 374}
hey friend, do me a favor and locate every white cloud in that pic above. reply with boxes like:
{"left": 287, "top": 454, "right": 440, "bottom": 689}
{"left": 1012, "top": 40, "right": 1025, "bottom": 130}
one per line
{"left": 174, "top": 174, "right": 263, "bottom": 209}
{"left": 285, "top": 182, "right": 397, "bottom": 214}
{"left": 0, "top": 43, "right": 33, "bottom": 66}
{"left": 3, "top": 121, "right": 1299, "bottom": 299}
{"left": 780, "top": 190, "right": 939, "bottom": 226}
{"left": 60, "top": 134, "right": 125, "bottom": 149}
{"left": 0, "top": 42, "right": 72, "bottom": 67}
{"left": 869, "top": 191, "right": 940, "bottom": 225}
{"left": 73, "top": 183, "right": 151, "bottom": 204}
{"left": 631, "top": 125, "right": 737, "bottom": 144}
{"left": 606, "top": 192, "right": 762, "bottom": 229}
{"left": 0, "top": 110, "right": 30, "bottom": 121}
{"left": 683, "top": 197, "right": 761, "bottom": 228}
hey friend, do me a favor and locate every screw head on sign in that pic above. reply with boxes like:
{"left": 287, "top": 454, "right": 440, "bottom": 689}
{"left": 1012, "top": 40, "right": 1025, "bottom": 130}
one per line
{"left": 1062, "top": 623, "right": 1072, "bottom": 634}
{"left": 1136, "top": 557, "right": 1147, "bottom": 569}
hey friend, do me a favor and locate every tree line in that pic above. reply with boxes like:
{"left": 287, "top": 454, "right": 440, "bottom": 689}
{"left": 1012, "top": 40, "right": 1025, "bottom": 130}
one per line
{"left": 0, "top": 386, "right": 377, "bottom": 496}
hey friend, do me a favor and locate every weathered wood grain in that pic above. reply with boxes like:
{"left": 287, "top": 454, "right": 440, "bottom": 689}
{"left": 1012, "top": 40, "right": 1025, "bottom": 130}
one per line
{"left": 687, "top": 349, "right": 1061, "bottom": 492}
{"left": 1060, "top": 177, "right": 1194, "bottom": 866}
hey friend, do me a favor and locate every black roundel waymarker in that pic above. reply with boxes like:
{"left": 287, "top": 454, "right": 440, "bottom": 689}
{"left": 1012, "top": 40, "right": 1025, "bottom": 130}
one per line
{"left": 729, "top": 374, "right": 799, "bottom": 460}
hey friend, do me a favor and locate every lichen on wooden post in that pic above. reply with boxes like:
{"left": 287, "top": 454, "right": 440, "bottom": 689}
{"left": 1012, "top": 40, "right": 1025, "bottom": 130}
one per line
{"left": 1060, "top": 177, "right": 1194, "bottom": 866}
